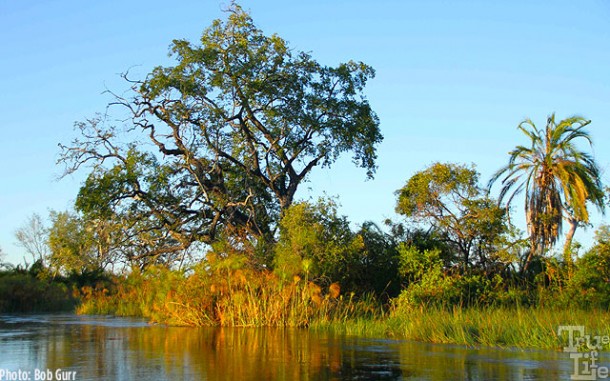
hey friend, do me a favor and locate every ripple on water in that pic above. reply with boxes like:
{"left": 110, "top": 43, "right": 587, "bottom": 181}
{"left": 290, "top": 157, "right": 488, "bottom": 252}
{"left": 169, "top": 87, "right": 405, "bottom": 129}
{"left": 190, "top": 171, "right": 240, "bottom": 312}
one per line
{"left": 0, "top": 314, "right": 151, "bottom": 328}
{"left": 0, "top": 330, "right": 33, "bottom": 339}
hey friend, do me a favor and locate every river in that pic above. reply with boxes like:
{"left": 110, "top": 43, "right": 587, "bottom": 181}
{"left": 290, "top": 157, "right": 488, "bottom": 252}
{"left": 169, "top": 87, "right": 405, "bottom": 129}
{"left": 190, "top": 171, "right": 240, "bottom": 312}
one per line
{"left": 0, "top": 314, "right": 603, "bottom": 380}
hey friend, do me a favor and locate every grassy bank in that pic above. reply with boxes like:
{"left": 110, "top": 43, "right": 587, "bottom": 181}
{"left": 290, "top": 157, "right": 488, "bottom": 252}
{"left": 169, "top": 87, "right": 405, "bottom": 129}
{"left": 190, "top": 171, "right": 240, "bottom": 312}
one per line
{"left": 71, "top": 263, "right": 610, "bottom": 351}
{"left": 3, "top": 262, "right": 607, "bottom": 351}
{"left": 313, "top": 306, "right": 610, "bottom": 350}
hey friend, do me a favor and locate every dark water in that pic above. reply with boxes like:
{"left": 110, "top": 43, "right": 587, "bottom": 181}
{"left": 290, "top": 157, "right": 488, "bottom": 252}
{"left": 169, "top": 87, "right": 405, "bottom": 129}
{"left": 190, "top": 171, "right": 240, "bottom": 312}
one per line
{"left": 0, "top": 314, "right": 604, "bottom": 380}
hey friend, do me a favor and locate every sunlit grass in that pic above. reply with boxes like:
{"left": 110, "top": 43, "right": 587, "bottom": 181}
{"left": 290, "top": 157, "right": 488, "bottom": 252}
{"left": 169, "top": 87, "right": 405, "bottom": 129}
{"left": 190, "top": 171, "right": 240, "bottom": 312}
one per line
{"left": 75, "top": 259, "right": 610, "bottom": 351}
{"left": 76, "top": 263, "right": 377, "bottom": 328}
{"left": 311, "top": 305, "right": 610, "bottom": 350}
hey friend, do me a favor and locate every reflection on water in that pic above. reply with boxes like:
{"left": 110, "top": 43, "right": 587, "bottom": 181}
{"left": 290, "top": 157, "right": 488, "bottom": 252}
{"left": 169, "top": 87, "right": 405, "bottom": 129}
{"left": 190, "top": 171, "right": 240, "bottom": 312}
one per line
{"left": 0, "top": 314, "right": 603, "bottom": 380}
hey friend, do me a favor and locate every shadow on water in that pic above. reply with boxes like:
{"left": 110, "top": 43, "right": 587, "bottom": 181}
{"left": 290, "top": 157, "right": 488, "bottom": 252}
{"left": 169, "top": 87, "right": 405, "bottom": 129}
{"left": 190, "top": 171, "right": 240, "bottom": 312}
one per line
{"left": 0, "top": 314, "right": 604, "bottom": 380}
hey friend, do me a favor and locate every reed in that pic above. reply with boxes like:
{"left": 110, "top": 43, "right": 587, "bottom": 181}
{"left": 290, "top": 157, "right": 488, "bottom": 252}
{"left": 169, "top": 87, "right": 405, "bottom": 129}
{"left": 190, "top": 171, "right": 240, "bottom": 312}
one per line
{"left": 312, "top": 305, "right": 610, "bottom": 350}
{"left": 76, "top": 262, "right": 372, "bottom": 327}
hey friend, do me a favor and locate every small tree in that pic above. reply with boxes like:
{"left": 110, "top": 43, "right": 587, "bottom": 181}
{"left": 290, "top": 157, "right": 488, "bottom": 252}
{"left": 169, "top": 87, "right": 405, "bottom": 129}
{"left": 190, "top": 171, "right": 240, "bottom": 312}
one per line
{"left": 47, "top": 211, "right": 116, "bottom": 275}
{"left": 14, "top": 213, "right": 49, "bottom": 264}
{"left": 567, "top": 225, "right": 610, "bottom": 307}
{"left": 396, "top": 162, "right": 511, "bottom": 273}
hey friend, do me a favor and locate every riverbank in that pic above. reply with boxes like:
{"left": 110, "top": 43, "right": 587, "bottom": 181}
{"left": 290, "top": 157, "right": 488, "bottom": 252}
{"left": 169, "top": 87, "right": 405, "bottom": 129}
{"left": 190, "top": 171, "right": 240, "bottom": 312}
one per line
{"left": 312, "top": 306, "right": 610, "bottom": 350}
{"left": 63, "top": 263, "right": 610, "bottom": 351}
{"left": 77, "top": 289, "right": 610, "bottom": 351}
{"left": 4, "top": 261, "right": 610, "bottom": 351}
{"left": 0, "top": 264, "right": 76, "bottom": 313}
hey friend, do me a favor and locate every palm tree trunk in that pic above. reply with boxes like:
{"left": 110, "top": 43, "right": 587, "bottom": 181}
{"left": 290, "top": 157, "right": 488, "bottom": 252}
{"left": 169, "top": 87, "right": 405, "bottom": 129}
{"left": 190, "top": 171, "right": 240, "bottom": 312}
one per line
{"left": 563, "top": 218, "right": 578, "bottom": 278}
{"left": 522, "top": 237, "right": 537, "bottom": 274}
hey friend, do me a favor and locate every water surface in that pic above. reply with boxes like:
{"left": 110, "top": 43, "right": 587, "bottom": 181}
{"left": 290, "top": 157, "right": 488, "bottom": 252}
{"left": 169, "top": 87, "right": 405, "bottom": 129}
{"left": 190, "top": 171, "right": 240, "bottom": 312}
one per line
{"left": 0, "top": 314, "right": 601, "bottom": 380}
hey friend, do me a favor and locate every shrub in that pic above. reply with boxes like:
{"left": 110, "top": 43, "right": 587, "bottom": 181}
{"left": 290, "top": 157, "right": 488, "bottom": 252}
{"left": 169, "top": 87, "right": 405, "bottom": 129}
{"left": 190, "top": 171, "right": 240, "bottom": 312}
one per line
{"left": 0, "top": 270, "right": 75, "bottom": 312}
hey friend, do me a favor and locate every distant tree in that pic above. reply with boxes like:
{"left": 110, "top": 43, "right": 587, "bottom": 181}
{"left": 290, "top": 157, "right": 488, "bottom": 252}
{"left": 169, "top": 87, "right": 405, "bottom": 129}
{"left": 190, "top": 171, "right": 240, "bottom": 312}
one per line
{"left": 47, "top": 211, "right": 116, "bottom": 274}
{"left": 489, "top": 114, "right": 605, "bottom": 270}
{"left": 396, "top": 162, "right": 511, "bottom": 273}
{"left": 59, "top": 4, "right": 381, "bottom": 265}
{"left": 47, "top": 211, "right": 90, "bottom": 274}
{"left": 14, "top": 213, "right": 49, "bottom": 264}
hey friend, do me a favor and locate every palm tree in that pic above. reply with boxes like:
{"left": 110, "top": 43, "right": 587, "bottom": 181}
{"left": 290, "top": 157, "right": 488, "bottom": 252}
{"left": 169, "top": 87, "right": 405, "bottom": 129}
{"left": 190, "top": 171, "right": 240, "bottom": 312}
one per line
{"left": 489, "top": 113, "right": 605, "bottom": 271}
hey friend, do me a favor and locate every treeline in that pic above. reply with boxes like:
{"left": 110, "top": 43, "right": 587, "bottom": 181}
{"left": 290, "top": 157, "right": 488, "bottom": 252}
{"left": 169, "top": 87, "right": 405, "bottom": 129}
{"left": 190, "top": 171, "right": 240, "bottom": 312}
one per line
{"left": 0, "top": 259, "right": 104, "bottom": 313}
{"left": 4, "top": 172, "right": 609, "bottom": 319}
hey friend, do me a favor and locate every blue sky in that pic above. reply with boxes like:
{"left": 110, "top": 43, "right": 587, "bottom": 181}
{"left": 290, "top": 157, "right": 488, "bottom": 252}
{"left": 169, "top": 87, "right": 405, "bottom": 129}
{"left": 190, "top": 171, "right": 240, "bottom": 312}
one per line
{"left": 1, "top": 0, "right": 609, "bottom": 265}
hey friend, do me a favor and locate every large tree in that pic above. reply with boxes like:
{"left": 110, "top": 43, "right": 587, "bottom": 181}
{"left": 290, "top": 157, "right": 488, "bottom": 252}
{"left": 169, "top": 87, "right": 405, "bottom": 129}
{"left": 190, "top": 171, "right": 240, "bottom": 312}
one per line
{"left": 489, "top": 114, "right": 605, "bottom": 269}
{"left": 59, "top": 5, "right": 381, "bottom": 265}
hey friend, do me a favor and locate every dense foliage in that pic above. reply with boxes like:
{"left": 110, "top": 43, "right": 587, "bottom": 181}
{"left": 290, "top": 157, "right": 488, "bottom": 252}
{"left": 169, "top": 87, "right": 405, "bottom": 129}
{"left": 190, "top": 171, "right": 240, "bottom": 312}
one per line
{"left": 0, "top": 261, "right": 104, "bottom": 313}
{"left": 396, "top": 162, "right": 513, "bottom": 274}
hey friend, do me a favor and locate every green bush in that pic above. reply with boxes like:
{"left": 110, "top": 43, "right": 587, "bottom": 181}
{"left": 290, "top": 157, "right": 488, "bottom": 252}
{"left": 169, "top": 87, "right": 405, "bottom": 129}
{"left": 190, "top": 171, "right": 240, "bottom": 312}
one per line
{"left": 0, "top": 270, "right": 75, "bottom": 312}
{"left": 273, "top": 199, "right": 364, "bottom": 291}
{"left": 563, "top": 241, "right": 610, "bottom": 309}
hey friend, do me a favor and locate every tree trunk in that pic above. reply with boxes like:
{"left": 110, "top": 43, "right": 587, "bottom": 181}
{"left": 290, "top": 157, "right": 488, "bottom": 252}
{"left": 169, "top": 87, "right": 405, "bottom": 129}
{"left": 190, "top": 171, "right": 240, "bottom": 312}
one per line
{"left": 521, "top": 239, "right": 536, "bottom": 275}
{"left": 563, "top": 218, "right": 578, "bottom": 278}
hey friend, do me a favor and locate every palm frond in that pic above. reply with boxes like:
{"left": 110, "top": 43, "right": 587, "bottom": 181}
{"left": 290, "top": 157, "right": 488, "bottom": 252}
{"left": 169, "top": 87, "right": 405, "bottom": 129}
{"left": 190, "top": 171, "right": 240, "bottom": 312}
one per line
{"left": 489, "top": 113, "right": 605, "bottom": 257}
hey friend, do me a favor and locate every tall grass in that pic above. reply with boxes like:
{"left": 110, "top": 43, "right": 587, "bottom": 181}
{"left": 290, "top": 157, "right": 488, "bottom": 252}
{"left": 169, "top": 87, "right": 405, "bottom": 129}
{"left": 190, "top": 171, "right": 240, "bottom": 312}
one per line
{"left": 75, "top": 256, "right": 610, "bottom": 351}
{"left": 312, "top": 304, "right": 610, "bottom": 350}
{"left": 76, "top": 260, "right": 375, "bottom": 327}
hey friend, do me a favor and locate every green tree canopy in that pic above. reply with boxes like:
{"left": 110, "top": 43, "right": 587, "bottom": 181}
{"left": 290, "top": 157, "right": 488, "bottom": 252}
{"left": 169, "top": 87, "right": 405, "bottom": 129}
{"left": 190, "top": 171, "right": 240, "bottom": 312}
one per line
{"left": 489, "top": 114, "right": 605, "bottom": 269}
{"left": 59, "top": 4, "right": 381, "bottom": 265}
{"left": 47, "top": 211, "right": 117, "bottom": 275}
{"left": 396, "top": 162, "right": 511, "bottom": 273}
